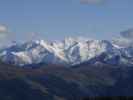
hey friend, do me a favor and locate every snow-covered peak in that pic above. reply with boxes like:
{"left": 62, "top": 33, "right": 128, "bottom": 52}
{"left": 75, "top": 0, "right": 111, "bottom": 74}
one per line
{"left": 0, "top": 37, "right": 133, "bottom": 67}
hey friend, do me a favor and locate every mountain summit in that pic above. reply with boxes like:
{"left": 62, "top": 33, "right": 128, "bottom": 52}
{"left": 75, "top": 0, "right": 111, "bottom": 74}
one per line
{"left": 0, "top": 37, "right": 133, "bottom": 67}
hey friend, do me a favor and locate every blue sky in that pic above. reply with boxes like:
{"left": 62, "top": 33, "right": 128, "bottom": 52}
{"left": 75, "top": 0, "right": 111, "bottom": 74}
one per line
{"left": 0, "top": 0, "right": 133, "bottom": 42}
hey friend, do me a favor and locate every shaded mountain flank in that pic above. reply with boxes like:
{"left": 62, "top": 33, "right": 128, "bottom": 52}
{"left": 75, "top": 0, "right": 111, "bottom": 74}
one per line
{"left": 0, "top": 61, "right": 133, "bottom": 100}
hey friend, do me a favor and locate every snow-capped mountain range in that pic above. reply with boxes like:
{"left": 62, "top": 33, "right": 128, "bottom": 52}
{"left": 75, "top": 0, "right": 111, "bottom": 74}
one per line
{"left": 0, "top": 36, "right": 133, "bottom": 67}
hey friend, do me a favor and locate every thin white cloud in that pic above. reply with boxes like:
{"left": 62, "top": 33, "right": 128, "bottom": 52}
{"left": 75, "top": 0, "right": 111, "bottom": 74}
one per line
{"left": 80, "top": 0, "right": 105, "bottom": 4}
{"left": 120, "top": 28, "right": 133, "bottom": 39}
{"left": 0, "top": 25, "right": 9, "bottom": 47}
{"left": 0, "top": 25, "right": 9, "bottom": 39}
{"left": 0, "top": 25, "right": 8, "bottom": 33}
{"left": 113, "top": 28, "right": 133, "bottom": 47}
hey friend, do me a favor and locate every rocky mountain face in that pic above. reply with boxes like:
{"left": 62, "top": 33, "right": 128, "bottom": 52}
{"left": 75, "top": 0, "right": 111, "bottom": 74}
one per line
{"left": 0, "top": 37, "right": 133, "bottom": 67}
{"left": 0, "top": 29, "right": 133, "bottom": 99}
